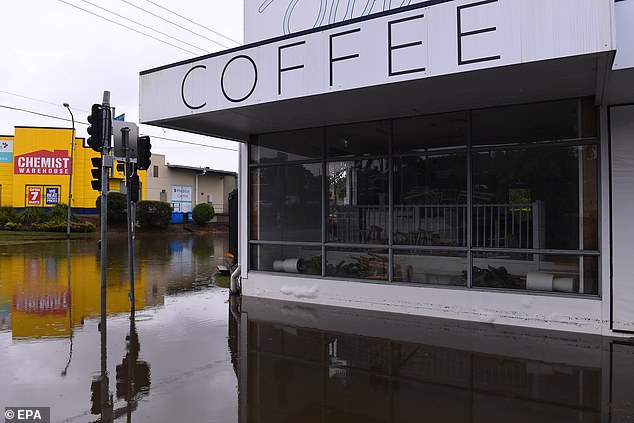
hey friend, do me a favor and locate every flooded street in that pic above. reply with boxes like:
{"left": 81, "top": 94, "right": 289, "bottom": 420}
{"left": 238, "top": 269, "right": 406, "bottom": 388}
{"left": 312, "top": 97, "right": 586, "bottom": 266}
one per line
{"left": 1, "top": 234, "right": 634, "bottom": 422}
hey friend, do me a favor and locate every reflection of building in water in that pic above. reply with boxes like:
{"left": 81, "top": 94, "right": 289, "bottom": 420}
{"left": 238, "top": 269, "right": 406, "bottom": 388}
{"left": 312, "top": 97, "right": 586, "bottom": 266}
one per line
{"left": 0, "top": 245, "right": 146, "bottom": 339}
{"left": 231, "top": 297, "right": 634, "bottom": 422}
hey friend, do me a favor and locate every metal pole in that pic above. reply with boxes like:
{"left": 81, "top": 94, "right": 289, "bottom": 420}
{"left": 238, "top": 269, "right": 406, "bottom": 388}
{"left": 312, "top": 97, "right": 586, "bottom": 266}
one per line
{"left": 63, "top": 103, "right": 75, "bottom": 240}
{"left": 100, "top": 91, "right": 110, "bottom": 380}
{"left": 122, "top": 127, "right": 135, "bottom": 313}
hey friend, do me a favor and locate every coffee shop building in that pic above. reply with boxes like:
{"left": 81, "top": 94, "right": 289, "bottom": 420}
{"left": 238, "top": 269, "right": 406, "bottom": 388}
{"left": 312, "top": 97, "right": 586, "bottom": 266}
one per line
{"left": 140, "top": 0, "right": 634, "bottom": 336}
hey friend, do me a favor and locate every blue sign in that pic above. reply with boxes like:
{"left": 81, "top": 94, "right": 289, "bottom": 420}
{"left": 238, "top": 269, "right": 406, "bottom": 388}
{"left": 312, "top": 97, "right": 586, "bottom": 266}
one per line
{"left": 45, "top": 188, "right": 59, "bottom": 205}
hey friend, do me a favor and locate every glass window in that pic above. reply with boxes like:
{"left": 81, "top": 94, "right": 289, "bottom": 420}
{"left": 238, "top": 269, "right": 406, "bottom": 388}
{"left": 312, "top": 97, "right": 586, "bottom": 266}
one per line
{"left": 471, "top": 99, "right": 595, "bottom": 146}
{"left": 250, "top": 163, "right": 322, "bottom": 242}
{"left": 393, "top": 249, "right": 467, "bottom": 285}
{"left": 472, "top": 253, "right": 598, "bottom": 295}
{"left": 327, "top": 159, "right": 388, "bottom": 244}
{"left": 251, "top": 128, "right": 323, "bottom": 164}
{"left": 326, "top": 247, "right": 389, "bottom": 281}
{"left": 250, "top": 244, "right": 322, "bottom": 275}
{"left": 471, "top": 146, "right": 598, "bottom": 251}
{"left": 248, "top": 99, "right": 600, "bottom": 296}
{"left": 393, "top": 154, "right": 467, "bottom": 246}
{"left": 393, "top": 111, "right": 467, "bottom": 153}
{"left": 326, "top": 121, "right": 389, "bottom": 157}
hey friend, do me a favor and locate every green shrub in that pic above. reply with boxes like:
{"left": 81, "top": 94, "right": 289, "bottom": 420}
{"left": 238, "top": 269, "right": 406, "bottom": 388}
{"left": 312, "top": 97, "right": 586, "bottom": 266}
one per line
{"left": 3, "top": 221, "right": 21, "bottom": 231}
{"left": 192, "top": 203, "right": 215, "bottom": 225}
{"left": 0, "top": 207, "right": 18, "bottom": 227}
{"left": 30, "top": 220, "right": 95, "bottom": 233}
{"left": 19, "top": 207, "right": 49, "bottom": 224}
{"left": 137, "top": 201, "right": 172, "bottom": 228}
{"left": 96, "top": 192, "right": 128, "bottom": 224}
{"left": 48, "top": 203, "right": 76, "bottom": 222}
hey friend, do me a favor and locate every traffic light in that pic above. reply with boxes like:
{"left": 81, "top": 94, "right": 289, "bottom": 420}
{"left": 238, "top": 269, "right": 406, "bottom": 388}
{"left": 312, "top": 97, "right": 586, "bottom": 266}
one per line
{"left": 87, "top": 104, "right": 112, "bottom": 152}
{"left": 130, "top": 174, "right": 140, "bottom": 203}
{"left": 137, "top": 136, "right": 152, "bottom": 170}
{"left": 91, "top": 157, "right": 102, "bottom": 191}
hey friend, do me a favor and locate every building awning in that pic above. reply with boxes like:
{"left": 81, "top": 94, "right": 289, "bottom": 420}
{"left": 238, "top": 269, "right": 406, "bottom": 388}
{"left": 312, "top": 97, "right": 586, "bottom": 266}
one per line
{"left": 142, "top": 53, "right": 611, "bottom": 142}
{"left": 139, "top": 0, "right": 613, "bottom": 142}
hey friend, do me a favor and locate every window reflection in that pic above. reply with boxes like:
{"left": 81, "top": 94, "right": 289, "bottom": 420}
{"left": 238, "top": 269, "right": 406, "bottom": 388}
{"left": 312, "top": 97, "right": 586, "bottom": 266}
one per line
{"left": 248, "top": 99, "right": 600, "bottom": 295}
{"left": 328, "top": 160, "right": 388, "bottom": 244}
{"left": 250, "top": 163, "right": 322, "bottom": 242}
{"left": 393, "top": 154, "right": 467, "bottom": 247}
{"left": 472, "top": 146, "right": 598, "bottom": 251}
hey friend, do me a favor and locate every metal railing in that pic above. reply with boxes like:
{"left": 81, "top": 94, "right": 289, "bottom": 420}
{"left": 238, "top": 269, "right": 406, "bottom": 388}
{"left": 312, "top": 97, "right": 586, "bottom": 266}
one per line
{"left": 329, "top": 202, "right": 543, "bottom": 249}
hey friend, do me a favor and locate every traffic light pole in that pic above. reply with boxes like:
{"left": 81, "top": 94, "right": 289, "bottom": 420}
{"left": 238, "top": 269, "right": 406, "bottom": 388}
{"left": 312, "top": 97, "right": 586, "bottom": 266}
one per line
{"left": 122, "top": 127, "right": 136, "bottom": 313}
{"left": 99, "top": 90, "right": 111, "bottom": 417}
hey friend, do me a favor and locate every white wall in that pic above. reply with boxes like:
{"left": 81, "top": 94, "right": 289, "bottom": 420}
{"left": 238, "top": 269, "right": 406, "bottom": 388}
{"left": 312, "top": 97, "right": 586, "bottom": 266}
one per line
{"left": 610, "top": 105, "right": 634, "bottom": 332}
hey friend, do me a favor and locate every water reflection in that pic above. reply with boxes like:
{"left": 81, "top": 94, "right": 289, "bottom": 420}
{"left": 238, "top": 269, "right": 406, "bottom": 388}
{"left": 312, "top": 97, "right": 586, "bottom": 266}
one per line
{"left": 233, "top": 297, "right": 634, "bottom": 423}
{"left": 0, "top": 235, "right": 225, "bottom": 339}
{"left": 0, "top": 234, "right": 234, "bottom": 423}
{"left": 2, "top": 234, "right": 633, "bottom": 422}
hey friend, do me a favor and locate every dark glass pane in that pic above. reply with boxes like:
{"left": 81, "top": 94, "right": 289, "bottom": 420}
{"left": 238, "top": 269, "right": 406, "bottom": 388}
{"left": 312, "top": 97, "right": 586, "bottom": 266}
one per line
{"left": 393, "top": 154, "right": 467, "bottom": 246}
{"left": 472, "top": 253, "right": 598, "bottom": 295}
{"left": 250, "top": 163, "right": 322, "bottom": 242}
{"left": 471, "top": 146, "right": 599, "bottom": 251}
{"left": 326, "top": 120, "right": 389, "bottom": 157}
{"left": 472, "top": 99, "right": 591, "bottom": 146}
{"left": 393, "top": 111, "right": 467, "bottom": 152}
{"left": 393, "top": 249, "right": 467, "bottom": 285}
{"left": 327, "top": 160, "right": 389, "bottom": 244}
{"left": 326, "top": 247, "right": 388, "bottom": 281}
{"left": 249, "top": 244, "right": 322, "bottom": 275}
{"left": 251, "top": 128, "right": 323, "bottom": 163}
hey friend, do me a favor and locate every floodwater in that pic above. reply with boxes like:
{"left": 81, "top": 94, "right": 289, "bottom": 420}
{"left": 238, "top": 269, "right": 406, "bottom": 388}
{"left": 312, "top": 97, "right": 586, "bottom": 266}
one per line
{"left": 1, "top": 235, "right": 633, "bottom": 422}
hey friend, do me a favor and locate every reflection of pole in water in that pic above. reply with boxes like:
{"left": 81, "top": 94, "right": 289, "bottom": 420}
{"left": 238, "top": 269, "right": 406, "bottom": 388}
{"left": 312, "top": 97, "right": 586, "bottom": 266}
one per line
{"left": 61, "top": 239, "right": 73, "bottom": 376}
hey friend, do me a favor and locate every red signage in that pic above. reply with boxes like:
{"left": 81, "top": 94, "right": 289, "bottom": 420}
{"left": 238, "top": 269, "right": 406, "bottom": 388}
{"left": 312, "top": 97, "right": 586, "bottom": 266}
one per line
{"left": 13, "top": 290, "right": 69, "bottom": 315}
{"left": 14, "top": 150, "right": 70, "bottom": 175}
{"left": 27, "top": 187, "right": 42, "bottom": 205}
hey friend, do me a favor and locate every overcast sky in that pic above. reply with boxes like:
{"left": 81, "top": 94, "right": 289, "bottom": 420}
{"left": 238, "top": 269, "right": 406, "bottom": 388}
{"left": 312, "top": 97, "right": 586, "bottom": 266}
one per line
{"left": 0, "top": 0, "right": 243, "bottom": 172}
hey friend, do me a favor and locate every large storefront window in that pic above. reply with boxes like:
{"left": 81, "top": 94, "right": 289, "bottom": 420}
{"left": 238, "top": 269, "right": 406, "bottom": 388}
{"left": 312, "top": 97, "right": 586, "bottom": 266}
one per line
{"left": 249, "top": 99, "right": 600, "bottom": 296}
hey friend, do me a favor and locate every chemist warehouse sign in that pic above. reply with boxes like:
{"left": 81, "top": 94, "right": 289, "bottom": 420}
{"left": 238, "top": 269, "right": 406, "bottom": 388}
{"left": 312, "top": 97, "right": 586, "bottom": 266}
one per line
{"left": 14, "top": 150, "right": 71, "bottom": 175}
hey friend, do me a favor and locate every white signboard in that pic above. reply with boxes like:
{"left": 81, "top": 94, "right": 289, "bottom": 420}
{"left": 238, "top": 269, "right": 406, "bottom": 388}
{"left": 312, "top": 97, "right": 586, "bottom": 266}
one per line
{"left": 0, "top": 140, "right": 13, "bottom": 163}
{"left": 140, "top": 0, "right": 611, "bottom": 125}
{"left": 171, "top": 185, "right": 193, "bottom": 213}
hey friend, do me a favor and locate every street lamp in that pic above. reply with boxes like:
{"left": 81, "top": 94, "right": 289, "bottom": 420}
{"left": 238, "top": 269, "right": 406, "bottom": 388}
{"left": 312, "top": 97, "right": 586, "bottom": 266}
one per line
{"left": 63, "top": 103, "right": 75, "bottom": 239}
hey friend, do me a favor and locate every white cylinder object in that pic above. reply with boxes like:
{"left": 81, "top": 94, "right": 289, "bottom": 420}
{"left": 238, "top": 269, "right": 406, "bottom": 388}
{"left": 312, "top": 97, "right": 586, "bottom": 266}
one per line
{"left": 273, "top": 260, "right": 284, "bottom": 272}
{"left": 282, "top": 258, "right": 301, "bottom": 273}
{"left": 552, "top": 277, "right": 574, "bottom": 293}
{"left": 526, "top": 272, "right": 554, "bottom": 291}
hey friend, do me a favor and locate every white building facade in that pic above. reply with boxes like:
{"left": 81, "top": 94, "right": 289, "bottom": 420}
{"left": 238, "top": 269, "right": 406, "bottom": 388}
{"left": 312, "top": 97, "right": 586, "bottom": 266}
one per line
{"left": 140, "top": 0, "right": 634, "bottom": 336}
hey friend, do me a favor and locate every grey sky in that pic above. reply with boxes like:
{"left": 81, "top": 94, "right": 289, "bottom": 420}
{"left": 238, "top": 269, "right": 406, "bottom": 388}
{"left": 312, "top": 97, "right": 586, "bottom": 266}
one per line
{"left": 0, "top": 0, "right": 243, "bottom": 172}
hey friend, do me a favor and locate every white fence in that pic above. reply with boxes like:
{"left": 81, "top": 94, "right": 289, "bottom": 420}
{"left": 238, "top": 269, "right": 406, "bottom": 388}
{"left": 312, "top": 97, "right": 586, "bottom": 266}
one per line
{"left": 329, "top": 202, "right": 544, "bottom": 249}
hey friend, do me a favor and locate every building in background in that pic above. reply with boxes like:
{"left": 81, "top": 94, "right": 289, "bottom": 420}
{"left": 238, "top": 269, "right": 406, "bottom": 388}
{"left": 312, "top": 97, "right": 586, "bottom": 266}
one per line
{"left": 140, "top": 0, "right": 634, "bottom": 336}
{"left": 0, "top": 126, "right": 98, "bottom": 212}
{"left": 145, "top": 153, "right": 237, "bottom": 216}
{"left": 0, "top": 127, "right": 236, "bottom": 215}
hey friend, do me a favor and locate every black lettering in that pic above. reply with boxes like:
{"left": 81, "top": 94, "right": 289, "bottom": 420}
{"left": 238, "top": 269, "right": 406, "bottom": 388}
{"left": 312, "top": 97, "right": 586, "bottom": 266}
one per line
{"left": 278, "top": 41, "right": 306, "bottom": 95}
{"left": 388, "top": 14, "right": 426, "bottom": 77}
{"left": 329, "top": 28, "right": 361, "bottom": 87}
{"left": 457, "top": 0, "right": 500, "bottom": 65}
{"left": 221, "top": 55, "right": 258, "bottom": 103}
{"left": 181, "top": 65, "right": 207, "bottom": 110}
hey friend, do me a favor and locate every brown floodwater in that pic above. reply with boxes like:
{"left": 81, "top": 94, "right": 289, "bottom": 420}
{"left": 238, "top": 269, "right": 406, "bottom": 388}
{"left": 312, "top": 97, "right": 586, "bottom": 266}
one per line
{"left": 1, "top": 234, "right": 633, "bottom": 422}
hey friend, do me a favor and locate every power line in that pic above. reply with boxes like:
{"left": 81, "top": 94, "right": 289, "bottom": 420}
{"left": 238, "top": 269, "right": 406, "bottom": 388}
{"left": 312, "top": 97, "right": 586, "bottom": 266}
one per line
{"left": 76, "top": 0, "right": 210, "bottom": 53}
{"left": 143, "top": 133, "right": 238, "bottom": 151}
{"left": 0, "top": 103, "right": 84, "bottom": 125}
{"left": 146, "top": 0, "right": 242, "bottom": 46}
{"left": 121, "top": 0, "right": 232, "bottom": 49}
{"left": 1, "top": 101, "right": 238, "bottom": 152}
{"left": 0, "top": 90, "right": 90, "bottom": 113}
{"left": 57, "top": 0, "right": 201, "bottom": 56}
